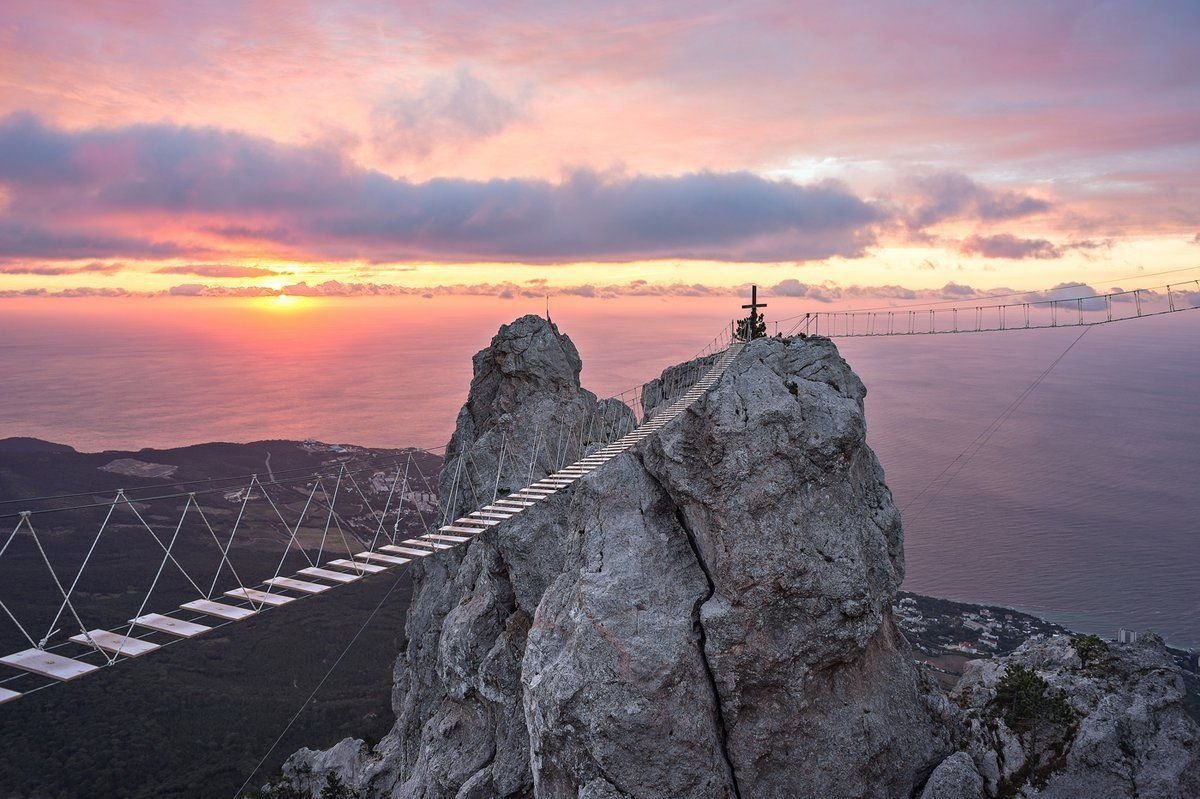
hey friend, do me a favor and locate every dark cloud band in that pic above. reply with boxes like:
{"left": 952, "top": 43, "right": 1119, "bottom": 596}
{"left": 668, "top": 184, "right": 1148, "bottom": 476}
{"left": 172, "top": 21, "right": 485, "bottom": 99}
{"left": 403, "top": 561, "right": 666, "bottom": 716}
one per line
{"left": 0, "top": 114, "right": 883, "bottom": 263}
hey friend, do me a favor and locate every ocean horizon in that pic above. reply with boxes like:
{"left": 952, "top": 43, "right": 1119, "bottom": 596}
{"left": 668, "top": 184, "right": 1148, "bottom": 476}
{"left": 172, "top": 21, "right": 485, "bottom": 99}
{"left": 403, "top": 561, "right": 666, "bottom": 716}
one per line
{"left": 2, "top": 295, "right": 1197, "bottom": 648}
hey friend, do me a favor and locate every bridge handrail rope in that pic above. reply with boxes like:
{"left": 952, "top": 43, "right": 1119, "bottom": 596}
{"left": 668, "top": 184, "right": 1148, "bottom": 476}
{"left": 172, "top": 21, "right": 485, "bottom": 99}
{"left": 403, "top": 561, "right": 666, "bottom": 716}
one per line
{"left": 781, "top": 278, "right": 1200, "bottom": 338}
{"left": 770, "top": 264, "right": 1200, "bottom": 324}
{"left": 891, "top": 325, "right": 1095, "bottom": 584}
{"left": 0, "top": 334, "right": 744, "bottom": 706}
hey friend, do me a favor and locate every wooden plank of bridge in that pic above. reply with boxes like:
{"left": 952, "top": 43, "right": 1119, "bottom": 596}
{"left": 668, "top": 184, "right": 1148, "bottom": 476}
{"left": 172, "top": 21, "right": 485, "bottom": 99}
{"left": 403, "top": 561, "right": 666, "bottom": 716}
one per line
{"left": 453, "top": 517, "right": 497, "bottom": 526}
{"left": 401, "top": 538, "right": 452, "bottom": 550}
{"left": 424, "top": 533, "right": 470, "bottom": 544}
{"left": 0, "top": 648, "right": 100, "bottom": 681}
{"left": 181, "top": 599, "right": 257, "bottom": 620}
{"left": 356, "top": 551, "right": 411, "bottom": 565}
{"left": 264, "top": 577, "right": 331, "bottom": 594}
{"left": 225, "top": 587, "right": 295, "bottom": 606}
{"left": 470, "top": 511, "right": 512, "bottom": 520}
{"left": 440, "top": 525, "right": 484, "bottom": 535}
{"left": 131, "top": 613, "right": 211, "bottom": 638}
{"left": 298, "top": 566, "right": 361, "bottom": 584}
{"left": 328, "top": 558, "right": 387, "bottom": 573}
{"left": 69, "top": 629, "right": 159, "bottom": 657}
{"left": 382, "top": 545, "right": 436, "bottom": 558}
{"left": 0, "top": 687, "right": 19, "bottom": 704}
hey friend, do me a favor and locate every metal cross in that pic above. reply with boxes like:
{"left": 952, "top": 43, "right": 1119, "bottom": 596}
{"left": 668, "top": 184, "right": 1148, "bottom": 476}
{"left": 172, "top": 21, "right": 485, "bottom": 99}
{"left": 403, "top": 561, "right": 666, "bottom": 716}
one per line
{"left": 740, "top": 284, "right": 767, "bottom": 339}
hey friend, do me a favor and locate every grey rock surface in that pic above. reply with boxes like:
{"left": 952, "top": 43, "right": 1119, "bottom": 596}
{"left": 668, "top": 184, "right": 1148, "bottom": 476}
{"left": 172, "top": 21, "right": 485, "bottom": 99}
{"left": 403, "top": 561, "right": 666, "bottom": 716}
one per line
{"left": 282, "top": 739, "right": 374, "bottom": 797}
{"left": 283, "top": 322, "right": 1198, "bottom": 799}
{"left": 920, "top": 752, "right": 986, "bottom": 799}
{"left": 637, "top": 336, "right": 953, "bottom": 797}
{"left": 283, "top": 329, "right": 951, "bottom": 798}
{"left": 953, "top": 633, "right": 1200, "bottom": 798}
{"left": 438, "top": 314, "right": 632, "bottom": 522}
{"left": 522, "top": 454, "right": 736, "bottom": 798}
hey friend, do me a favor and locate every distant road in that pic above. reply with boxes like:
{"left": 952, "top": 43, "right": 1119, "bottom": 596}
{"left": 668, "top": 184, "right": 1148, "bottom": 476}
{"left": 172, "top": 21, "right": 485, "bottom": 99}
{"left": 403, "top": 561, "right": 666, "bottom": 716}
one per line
{"left": 264, "top": 450, "right": 276, "bottom": 482}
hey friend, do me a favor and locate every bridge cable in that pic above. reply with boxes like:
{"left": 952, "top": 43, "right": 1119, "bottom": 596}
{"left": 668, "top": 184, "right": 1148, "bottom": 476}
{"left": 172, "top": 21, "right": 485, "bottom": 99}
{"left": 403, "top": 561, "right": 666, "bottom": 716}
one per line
{"left": 772, "top": 264, "right": 1200, "bottom": 322}
{"left": 901, "top": 326, "right": 1091, "bottom": 524}
{"left": 231, "top": 565, "right": 411, "bottom": 799}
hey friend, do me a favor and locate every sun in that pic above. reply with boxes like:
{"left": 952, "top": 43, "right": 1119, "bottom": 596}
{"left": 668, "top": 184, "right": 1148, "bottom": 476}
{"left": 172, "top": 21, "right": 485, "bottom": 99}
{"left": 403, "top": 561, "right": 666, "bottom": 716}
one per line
{"left": 251, "top": 292, "right": 311, "bottom": 312}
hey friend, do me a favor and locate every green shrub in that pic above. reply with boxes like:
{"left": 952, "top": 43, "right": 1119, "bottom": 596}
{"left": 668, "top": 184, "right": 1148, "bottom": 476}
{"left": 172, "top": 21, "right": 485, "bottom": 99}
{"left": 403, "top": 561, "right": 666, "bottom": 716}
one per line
{"left": 1070, "top": 634, "right": 1109, "bottom": 668}
{"left": 991, "top": 664, "right": 1073, "bottom": 733}
{"left": 319, "top": 773, "right": 358, "bottom": 799}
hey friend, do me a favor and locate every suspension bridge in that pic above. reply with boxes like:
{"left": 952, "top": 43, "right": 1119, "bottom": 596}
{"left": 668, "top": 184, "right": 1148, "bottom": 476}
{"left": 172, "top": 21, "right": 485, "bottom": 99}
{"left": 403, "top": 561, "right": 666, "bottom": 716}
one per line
{"left": 0, "top": 273, "right": 1197, "bottom": 708}
{"left": 776, "top": 276, "right": 1200, "bottom": 338}
{"left": 0, "top": 330, "right": 740, "bottom": 706}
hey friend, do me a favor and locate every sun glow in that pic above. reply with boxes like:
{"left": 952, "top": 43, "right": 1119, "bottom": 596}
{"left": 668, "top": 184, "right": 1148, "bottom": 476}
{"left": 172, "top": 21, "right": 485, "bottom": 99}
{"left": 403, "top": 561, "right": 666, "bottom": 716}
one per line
{"left": 254, "top": 293, "right": 310, "bottom": 312}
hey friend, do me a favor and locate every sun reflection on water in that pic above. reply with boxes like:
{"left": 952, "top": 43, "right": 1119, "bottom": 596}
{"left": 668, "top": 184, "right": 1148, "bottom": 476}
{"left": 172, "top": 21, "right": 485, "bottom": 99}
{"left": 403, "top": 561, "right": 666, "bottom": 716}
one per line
{"left": 257, "top": 293, "right": 310, "bottom": 312}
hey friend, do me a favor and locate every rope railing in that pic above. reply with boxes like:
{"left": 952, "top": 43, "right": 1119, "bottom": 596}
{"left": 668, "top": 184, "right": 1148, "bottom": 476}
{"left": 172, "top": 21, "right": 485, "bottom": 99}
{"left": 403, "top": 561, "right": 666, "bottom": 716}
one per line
{"left": 435, "top": 324, "right": 741, "bottom": 524}
{"left": 0, "top": 325, "right": 746, "bottom": 705}
{"left": 0, "top": 450, "right": 444, "bottom": 699}
{"left": 781, "top": 280, "right": 1200, "bottom": 338}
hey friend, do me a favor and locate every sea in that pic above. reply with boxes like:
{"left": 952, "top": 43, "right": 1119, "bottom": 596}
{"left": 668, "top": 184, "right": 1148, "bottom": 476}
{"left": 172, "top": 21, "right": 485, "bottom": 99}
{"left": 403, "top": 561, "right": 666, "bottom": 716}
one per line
{"left": 1, "top": 294, "right": 1197, "bottom": 648}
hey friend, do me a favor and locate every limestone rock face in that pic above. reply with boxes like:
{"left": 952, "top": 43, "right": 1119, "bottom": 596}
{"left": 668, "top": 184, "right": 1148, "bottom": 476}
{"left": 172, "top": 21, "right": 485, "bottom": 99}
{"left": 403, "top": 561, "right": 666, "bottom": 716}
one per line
{"left": 439, "top": 314, "right": 632, "bottom": 522}
{"left": 283, "top": 328, "right": 953, "bottom": 797}
{"left": 920, "top": 752, "right": 986, "bottom": 799}
{"left": 954, "top": 633, "right": 1200, "bottom": 799}
{"left": 638, "top": 336, "right": 953, "bottom": 796}
{"left": 523, "top": 455, "right": 736, "bottom": 798}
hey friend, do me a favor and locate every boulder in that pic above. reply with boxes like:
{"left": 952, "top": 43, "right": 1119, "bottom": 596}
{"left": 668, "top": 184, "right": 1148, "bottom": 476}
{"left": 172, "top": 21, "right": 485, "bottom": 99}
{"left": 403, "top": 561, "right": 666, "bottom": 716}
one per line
{"left": 954, "top": 633, "right": 1200, "bottom": 798}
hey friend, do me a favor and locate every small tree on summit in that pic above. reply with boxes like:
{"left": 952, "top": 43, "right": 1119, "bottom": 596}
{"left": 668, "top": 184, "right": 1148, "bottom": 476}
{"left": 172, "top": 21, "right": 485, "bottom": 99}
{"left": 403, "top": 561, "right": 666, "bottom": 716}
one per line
{"left": 736, "top": 314, "right": 767, "bottom": 340}
{"left": 319, "top": 773, "right": 357, "bottom": 799}
{"left": 991, "top": 664, "right": 1073, "bottom": 734}
{"left": 1070, "top": 634, "right": 1109, "bottom": 668}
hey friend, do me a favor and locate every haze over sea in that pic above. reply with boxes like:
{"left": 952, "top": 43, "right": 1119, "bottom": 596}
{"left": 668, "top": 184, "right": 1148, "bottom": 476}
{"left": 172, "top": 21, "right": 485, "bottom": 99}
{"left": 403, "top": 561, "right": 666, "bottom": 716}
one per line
{"left": 1, "top": 296, "right": 1197, "bottom": 648}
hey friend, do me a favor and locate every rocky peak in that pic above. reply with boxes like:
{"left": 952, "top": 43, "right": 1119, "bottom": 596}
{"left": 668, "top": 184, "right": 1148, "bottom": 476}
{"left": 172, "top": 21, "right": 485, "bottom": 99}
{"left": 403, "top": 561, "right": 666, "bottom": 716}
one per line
{"left": 632, "top": 335, "right": 949, "bottom": 796}
{"left": 280, "top": 318, "right": 1198, "bottom": 798}
{"left": 283, "top": 324, "right": 953, "bottom": 797}
{"left": 438, "top": 314, "right": 629, "bottom": 522}
{"left": 460, "top": 314, "right": 583, "bottom": 429}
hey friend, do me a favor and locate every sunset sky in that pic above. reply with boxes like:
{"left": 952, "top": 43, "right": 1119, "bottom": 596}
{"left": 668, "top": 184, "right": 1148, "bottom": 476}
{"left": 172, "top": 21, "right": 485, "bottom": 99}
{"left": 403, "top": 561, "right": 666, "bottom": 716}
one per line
{"left": 1, "top": 1, "right": 1198, "bottom": 303}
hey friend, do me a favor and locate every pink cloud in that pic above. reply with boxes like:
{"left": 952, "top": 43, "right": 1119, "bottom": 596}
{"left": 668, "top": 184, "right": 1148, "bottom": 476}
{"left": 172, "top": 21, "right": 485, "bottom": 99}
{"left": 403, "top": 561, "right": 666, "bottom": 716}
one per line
{"left": 1, "top": 3, "right": 1196, "bottom": 184}
{"left": 903, "top": 174, "right": 1050, "bottom": 230}
{"left": 0, "top": 0, "right": 1196, "bottom": 270}
{"left": 155, "top": 264, "right": 289, "bottom": 278}
{"left": 0, "top": 116, "right": 886, "bottom": 263}
{"left": 959, "top": 234, "right": 1061, "bottom": 260}
{"left": 0, "top": 260, "right": 123, "bottom": 275}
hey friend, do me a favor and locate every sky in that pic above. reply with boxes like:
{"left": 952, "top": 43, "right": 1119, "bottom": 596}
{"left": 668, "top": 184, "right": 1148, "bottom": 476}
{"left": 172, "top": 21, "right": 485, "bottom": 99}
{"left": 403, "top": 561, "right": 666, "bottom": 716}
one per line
{"left": 0, "top": 1, "right": 1198, "bottom": 303}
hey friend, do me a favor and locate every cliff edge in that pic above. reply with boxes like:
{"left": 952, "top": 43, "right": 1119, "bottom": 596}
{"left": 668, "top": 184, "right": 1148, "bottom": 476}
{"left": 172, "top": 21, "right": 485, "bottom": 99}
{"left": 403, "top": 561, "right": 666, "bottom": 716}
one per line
{"left": 279, "top": 316, "right": 1197, "bottom": 798}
